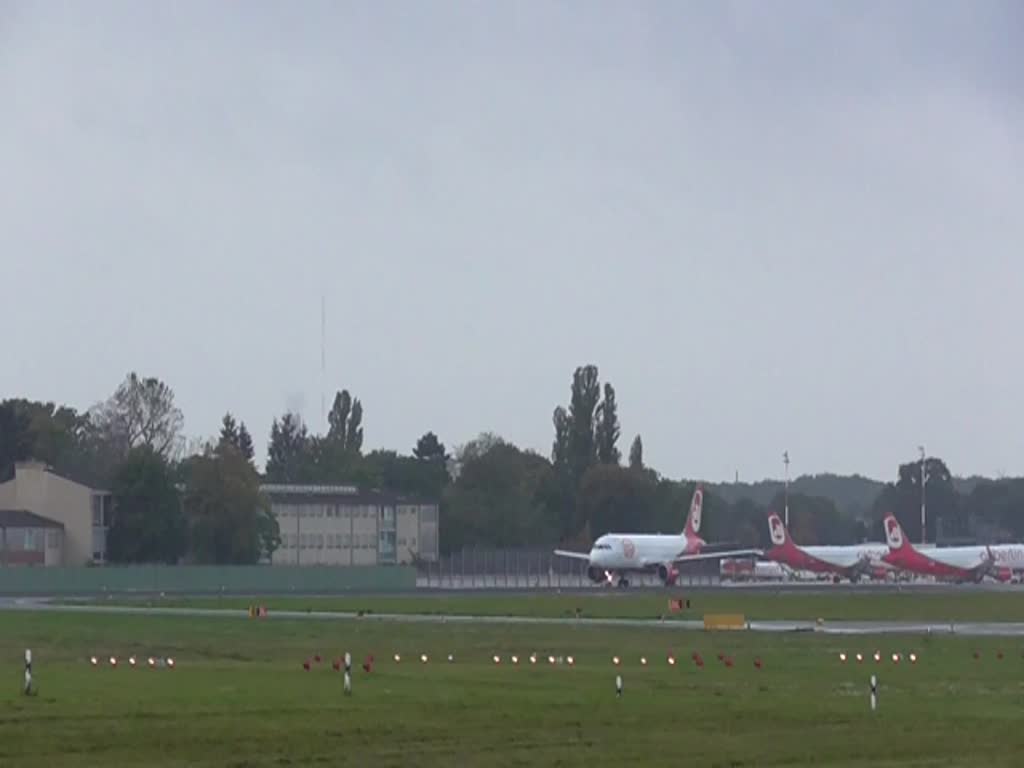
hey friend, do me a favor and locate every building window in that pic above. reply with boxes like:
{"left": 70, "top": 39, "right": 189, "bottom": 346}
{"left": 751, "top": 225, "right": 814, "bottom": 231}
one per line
{"left": 91, "top": 496, "right": 102, "bottom": 526}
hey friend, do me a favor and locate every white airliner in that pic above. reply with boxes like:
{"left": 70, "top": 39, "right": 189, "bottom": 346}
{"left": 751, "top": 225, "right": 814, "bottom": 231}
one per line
{"left": 763, "top": 512, "right": 894, "bottom": 583}
{"left": 882, "top": 514, "right": 1023, "bottom": 583}
{"left": 553, "top": 486, "right": 762, "bottom": 587}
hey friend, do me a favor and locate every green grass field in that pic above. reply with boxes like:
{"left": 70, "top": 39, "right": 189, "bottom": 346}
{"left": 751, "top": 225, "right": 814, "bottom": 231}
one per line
{"left": 79, "top": 589, "right": 1024, "bottom": 623}
{"left": 4, "top": 603, "right": 1024, "bottom": 766}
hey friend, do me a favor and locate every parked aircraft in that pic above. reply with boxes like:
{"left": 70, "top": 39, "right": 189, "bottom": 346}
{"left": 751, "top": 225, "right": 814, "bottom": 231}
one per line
{"left": 763, "top": 512, "right": 893, "bottom": 583}
{"left": 882, "top": 514, "right": 1022, "bottom": 583}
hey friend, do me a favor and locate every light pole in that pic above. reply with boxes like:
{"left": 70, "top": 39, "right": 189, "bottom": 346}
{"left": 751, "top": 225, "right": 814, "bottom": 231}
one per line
{"left": 783, "top": 451, "right": 790, "bottom": 528}
{"left": 918, "top": 446, "right": 928, "bottom": 545}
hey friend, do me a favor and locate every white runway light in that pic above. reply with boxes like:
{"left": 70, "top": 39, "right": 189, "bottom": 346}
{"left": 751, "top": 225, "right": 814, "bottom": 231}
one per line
{"left": 166, "top": 658, "right": 175, "bottom": 668}
{"left": 493, "top": 655, "right": 501, "bottom": 665}
{"left": 839, "top": 652, "right": 847, "bottom": 663}
{"left": 393, "top": 654, "right": 401, "bottom": 663}
{"left": 129, "top": 657, "right": 137, "bottom": 667}
{"left": 640, "top": 657, "right": 648, "bottom": 666}
{"left": 529, "top": 654, "right": 537, "bottom": 665}
{"left": 612, "top": 656, "right": 621, "bottom": 666}
{"left": 420, "top": 654, "right": 428, "bottom": 664}
{"left": 90, "top": 656, "right": 98, "bottom": 666}
{"left": 566, "top": 656, "right": 574, "bottom": 666}
{"left": 109, "top": 656, "right": 118, "bottom": 667}
{"left": 511, "top": 655, "right": 519, "bottom": 665}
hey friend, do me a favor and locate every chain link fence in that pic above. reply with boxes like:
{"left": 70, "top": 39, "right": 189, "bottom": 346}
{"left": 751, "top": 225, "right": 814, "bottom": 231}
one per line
{"left": 416, "top": 548, "right": 723, "bottom": 589}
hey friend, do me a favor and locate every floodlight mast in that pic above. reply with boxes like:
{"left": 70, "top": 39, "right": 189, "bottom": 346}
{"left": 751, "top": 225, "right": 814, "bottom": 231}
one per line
{"left": 783, "top": 451, "right": 790, "bottom": 528}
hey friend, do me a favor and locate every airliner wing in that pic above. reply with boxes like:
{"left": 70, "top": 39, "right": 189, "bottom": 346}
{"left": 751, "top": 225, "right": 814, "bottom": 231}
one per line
{"left": 665, "top": 548, "right": 763, "bottom": 565}
{"left": 553, "top": 549, "right": 591, "bottom": 561}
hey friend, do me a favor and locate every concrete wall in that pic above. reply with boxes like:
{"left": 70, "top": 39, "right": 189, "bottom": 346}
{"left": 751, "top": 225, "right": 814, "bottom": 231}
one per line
{"left": 0, "top": 564, "right": 416, "bottom": 595}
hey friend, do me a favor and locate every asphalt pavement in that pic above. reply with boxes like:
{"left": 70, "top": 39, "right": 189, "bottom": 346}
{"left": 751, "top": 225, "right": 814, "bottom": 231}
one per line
{"left": 4, "top": 597, "right": 1024, "bottom": 636}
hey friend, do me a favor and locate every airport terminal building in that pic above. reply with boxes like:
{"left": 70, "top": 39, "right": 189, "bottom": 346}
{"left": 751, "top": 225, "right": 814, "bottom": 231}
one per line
{"left": 260, "top": 483, "right": 439, "bottom": 566}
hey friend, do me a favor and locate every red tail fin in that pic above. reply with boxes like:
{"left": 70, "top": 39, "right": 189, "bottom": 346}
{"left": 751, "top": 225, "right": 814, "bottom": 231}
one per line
{"left": 684, "top": 485, "right": 703, "bottom": 536}
{"left": 767, "top": 512, "right": 795, "bottom": 552}
{"left": 883, "top": 514, "right": 912, "bottom": 552}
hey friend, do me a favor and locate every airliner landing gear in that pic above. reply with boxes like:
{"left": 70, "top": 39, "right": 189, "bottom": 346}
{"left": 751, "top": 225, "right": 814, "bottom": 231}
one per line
{"left": 618, "top": 577, "right": 630, "bottom": 588}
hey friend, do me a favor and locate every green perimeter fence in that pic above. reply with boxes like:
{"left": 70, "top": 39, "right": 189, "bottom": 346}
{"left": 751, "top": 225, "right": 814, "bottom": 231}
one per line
{"left": 0, "top": 565, "right": 416, "bottom": 596}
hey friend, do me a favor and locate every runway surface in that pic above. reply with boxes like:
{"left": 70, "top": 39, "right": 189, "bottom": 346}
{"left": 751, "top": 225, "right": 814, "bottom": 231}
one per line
{"left": 4, "top": 597, "right": 1024, "bottom": 636}
{"left": 0, "top": 580, "right": 1019, "bottom": 600}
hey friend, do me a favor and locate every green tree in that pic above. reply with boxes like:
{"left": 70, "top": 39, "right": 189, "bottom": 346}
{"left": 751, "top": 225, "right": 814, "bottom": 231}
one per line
{"left": 107, "top": 447, "right": 185, "bottom": 564}
{"left": 217, "top": 413, "right": 255, "bottom": 465}
{"left": 413, "top": 431, "right": 447, "bottom": 463}
{"left": 353, "top": 449, "right": 448, "bottom": 499}
{"left": 185, "top": 445, "right": 278, "bottom": 563}
{"left": 566, "top": 365, "right": 601, "bottom": 485}
{"left": 265, "top": 412, "right": 314, "bottom": 482}
{"left": 441, "top": 436, "right": 555, "bottom": 553}
{"left": 551, "top": 406, "right": 570, "bottom": 469}
{"left": 628, "top": 434, "right": 644, "bottom": 471}
{"left": 0, "top": 400, "right": 35, "bottom": 480}
{"left": 0, "top": 399, "right": 92, "bottom": 481}
{"left": 326, "top": 390, "right": 363, "bottom": 454}
{"left": 769, "top": 492, "right": 850, "bottom": 545}
{"left": 577, "top": 464, "right": 657, "bottom": 536}
{"left": 594, "top": 383, "right": 621, "bottom": 464}
{"left": 88, "top": 373, "right": 184, "bottom": 461}
{"left": 316, "top": 390, "right": 365, "bottom": 481}
{"left": 218, "top": 413, "right": 240, "bottom": 451}
{"left": 964, "top": 479, "right": 1024, "bottom": 541}
{"left": 237, "top": 422, "right": 255, "bottom": 463}
{"left": 871, "top": 456, "right": 961, "bottom": 543}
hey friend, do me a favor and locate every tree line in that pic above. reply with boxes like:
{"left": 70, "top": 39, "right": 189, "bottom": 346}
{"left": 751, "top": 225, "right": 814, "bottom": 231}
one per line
{"left": 3, "top": 365, "right": 1024, "bottom": 565}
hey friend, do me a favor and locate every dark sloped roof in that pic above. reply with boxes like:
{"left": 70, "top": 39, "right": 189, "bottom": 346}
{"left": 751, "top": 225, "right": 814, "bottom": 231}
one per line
{"left": 0, "top": 509, "right": 64, "bottom": 529}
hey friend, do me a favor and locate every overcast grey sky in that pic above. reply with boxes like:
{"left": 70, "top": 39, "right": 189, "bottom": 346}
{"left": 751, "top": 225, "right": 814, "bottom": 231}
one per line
{"left": 2, "top": 1, "right": 1021, "bottom": 482}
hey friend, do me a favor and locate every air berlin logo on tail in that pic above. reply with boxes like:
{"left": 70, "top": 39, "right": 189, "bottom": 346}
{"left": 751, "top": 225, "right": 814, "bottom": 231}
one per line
{"left": 884, "top": 518, "right": 903, "bottom": 549}
{"left": 689, "top": 489, "right": 703, "bottom": 533}
{"left": 768, "top": 515, "right": 786, "bottom": 546}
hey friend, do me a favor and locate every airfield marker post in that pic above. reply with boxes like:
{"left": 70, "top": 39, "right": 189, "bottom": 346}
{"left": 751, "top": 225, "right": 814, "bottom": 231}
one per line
{"left": 23, "top": 649, "right": 32, "bottom": 695}
{"left": 616, "top": 674, "right": 623, "bottom": 698}
{"left": 870, "top": 675, "right": 877, "bottom": 711}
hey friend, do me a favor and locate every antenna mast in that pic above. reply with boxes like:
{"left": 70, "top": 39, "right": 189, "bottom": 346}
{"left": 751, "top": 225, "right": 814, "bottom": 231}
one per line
{"left": 321, "top": 294, "right": 326, "bottom": 424}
